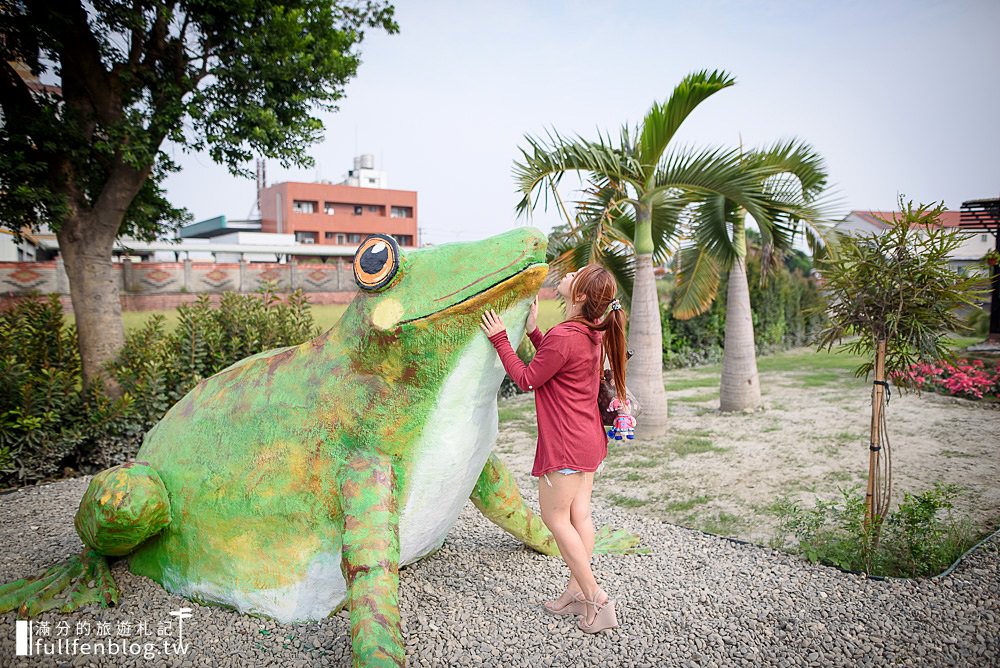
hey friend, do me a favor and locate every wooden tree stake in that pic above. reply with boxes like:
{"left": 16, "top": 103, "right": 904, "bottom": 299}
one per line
{"left": 865, "top": 339, "right": 888, "bottom": 528}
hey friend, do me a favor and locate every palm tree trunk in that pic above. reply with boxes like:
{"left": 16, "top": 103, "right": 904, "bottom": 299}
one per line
{"left": 719, "top": 240, "right": 761, "bottom": 412}
{"left": 629, "top": 205, "right": 668, "bottom": 437}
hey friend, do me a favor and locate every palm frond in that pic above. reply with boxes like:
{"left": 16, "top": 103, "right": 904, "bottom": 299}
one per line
{"left": 513, "top": 129, "right": 641, "bottom": 219}
{"left": 742, "top": 139, "right": 844, "bottom": 267}
{"left": 744, "top": 138, "right": 828, "bottom": 199}
{"left": 651, "top": 145, "right": 773, "bottom": 228}
{"left": 637, "top": 70, "right": 736, "bottom": 176}
{"left": 690, "top": 193, "right": 740, "bottom": 269}
{"left": 601, "top": 243, "right": 637, "bottom": 306}
{"left": 672, "top": 242, "right": 722, "bottom": 319}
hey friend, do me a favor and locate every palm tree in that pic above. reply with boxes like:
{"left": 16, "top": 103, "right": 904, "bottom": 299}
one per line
{"left": 672, "top": 140, "right": 833, "bottom": 411}
{"left": 514, "top": 70, "right": 772, "bottom": 437}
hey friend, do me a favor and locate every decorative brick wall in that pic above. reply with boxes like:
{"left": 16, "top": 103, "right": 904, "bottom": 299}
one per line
{"left": 1, "top": 259, "right": 558, "bottom": 312}
{"left": 0, "top": 258, "right": 360, "bottom": 312}
{"left": 0, "top": 261, "right": 67, "bottom": 294}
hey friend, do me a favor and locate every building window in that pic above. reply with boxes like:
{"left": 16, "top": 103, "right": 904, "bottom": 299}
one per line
{"left": 984, "top": 234, "right": 989, "bottom": 242}
{"left": 336, "top": 234, "right": 346, "bottom": 245}
{"left": 324, "top": 232, "right": 335, "bottom": 240}
{"left": 348, "top": 233, "right": 363, "bottom": 243}
{"left": 293, "top": 200, "right": 317, "bottom": 214}
{"left": 368, "top": 177, "right": 377, "bottom": 184}
{"left": 354, "top": 205, "right": 363, "bottom": 215}
{"left": 295, "top": 231, "right": 318, "bottom": 244}
{"left": 390, "top": 206, "right": 412, "bottom": 219}
{"left": 324, "top": 203, "right": 336, "bottom": 215}
{"left": 392, "top": 234, "right": 413, "bottom": 246}
{"left": 367, "top": 205, "right": 380, "bottom": 213}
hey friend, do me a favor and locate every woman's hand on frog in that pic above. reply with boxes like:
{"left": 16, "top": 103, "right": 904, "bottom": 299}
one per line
{"left": 480, "top": 310, "right": 506, "bottom": 337}
{"left": 526, "top": 296, "right": 538, "bottom": 333}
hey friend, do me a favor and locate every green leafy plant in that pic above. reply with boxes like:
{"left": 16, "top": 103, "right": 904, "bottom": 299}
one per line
{"left": 817, "top": 199, "right": 984, "bottom": 376}
{"left": 772, "top": 483, "right": 977, "bottom": 577}
{"left": 0, "top": 295, "right": 132, "bottom": 481}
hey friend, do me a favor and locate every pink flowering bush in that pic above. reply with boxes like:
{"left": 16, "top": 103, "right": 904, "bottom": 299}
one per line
{"left": 891, "top": 358, "right": 1000, "bottom": 400}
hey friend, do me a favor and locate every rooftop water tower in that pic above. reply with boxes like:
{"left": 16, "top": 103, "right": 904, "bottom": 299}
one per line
{"left": 345, "top": 154, "right": 386, "bottom": 188}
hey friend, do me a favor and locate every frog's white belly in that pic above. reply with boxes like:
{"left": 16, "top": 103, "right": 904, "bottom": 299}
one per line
{"left": 176, "top": 304, "right": 529, "bottom": 623}
{"left": 397, "top": 323, "right": 520, "bottom": 564}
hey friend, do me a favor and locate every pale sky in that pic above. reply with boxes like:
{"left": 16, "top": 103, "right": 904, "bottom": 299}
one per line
{"left": 163, "top": 0, "right": 1000, "bottom": 247}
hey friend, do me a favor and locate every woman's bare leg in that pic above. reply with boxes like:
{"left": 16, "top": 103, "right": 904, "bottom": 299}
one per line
{"left": 548, "top": 472, "right": 596, "bottom": 607}
{"left": 539, "top": 473, "right": 604, "bottom": 622}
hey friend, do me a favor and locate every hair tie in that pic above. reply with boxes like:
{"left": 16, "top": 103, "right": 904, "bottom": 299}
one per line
{"left": 609, "top": 299, "right": 622, "bottom": 312}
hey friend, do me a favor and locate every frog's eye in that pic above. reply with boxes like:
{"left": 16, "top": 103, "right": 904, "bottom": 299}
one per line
{"left": 354, "top": 234, "right": 400, "bottom": 291}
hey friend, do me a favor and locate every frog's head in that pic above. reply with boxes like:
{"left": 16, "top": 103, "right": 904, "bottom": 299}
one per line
{"left": 346, "top": 227, "right": 548, "bottom": 346}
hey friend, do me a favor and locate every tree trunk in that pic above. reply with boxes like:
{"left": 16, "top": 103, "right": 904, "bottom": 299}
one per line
{"left": 628, "top": 202, "right": 668, "bottom": 438}
{"left": 57, "top": 213, "right": 125, "bottom": 398}
{"left": 865, "top": 339, "right": 888, "bottom": 530}
{"left": 719, "top": 254, "right": 761, "bottom": 412}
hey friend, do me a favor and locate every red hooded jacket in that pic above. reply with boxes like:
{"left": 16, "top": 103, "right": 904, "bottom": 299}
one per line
{"left": 489, "top": 321, "right": 608, "bottom": 477}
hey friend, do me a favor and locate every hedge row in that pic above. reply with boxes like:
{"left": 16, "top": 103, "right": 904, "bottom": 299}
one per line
{"left": 0, "top": 289, "right": 318, "bottom": 487}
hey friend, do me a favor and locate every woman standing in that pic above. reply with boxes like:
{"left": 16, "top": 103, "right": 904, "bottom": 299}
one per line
{"left": 480, "top": 264, "right": 630, "bottom": 633}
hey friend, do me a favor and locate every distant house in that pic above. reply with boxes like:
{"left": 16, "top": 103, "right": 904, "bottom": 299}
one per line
{"left": 837, "top": 210, "right": 994, "bottom": 273}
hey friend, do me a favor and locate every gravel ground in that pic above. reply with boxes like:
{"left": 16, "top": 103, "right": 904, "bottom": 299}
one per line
{"left": 1, "top": 476, "right": 997, "bottom": 667}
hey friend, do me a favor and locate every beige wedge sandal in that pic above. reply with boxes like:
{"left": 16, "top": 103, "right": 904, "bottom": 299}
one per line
{"left": 542, "top": 591, "right": 585, "bottom": 616}
{"left": 577, "top": 593, "right": 619, "bottom": 633}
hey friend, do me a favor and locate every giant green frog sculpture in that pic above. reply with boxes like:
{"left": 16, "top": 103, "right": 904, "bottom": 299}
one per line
{"left": 0, "top": 228, "right": 640, "bottom": 666}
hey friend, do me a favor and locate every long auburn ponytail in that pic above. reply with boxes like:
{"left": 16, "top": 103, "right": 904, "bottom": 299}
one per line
{"left": 566, "top": 265, "right": 629, "bottom": 405}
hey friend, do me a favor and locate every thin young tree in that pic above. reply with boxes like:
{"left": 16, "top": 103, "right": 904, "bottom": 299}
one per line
{"left": 816, "top": 199, "right": 984, "bottom": 531}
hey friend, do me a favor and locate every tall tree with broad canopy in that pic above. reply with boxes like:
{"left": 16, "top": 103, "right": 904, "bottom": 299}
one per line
{"left": 671, "top": 140, "right": 833, "bottom": 411}
{"left": 514, "top": 70, "right": 773, "bottom": 437}
{"left": 0, "top": 1, "right": 398, "bottom": 394}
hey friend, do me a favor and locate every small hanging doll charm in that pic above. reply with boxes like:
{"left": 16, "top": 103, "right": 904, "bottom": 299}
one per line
{"left": 606, "top": 397, "right": 636, "bottom": 441}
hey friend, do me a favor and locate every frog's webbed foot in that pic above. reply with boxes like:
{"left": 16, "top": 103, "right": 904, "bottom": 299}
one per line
{"left": 593, "top": 525, "right": 648, "bottom": 555}
{"left": 339, "top": 454, "right": 405, "bottom": 668}
{"left": 0, "top": 550, "right": 118, "bottom": 617}
{"left": 471, "top": 454, "right": 649, "bottom": 555}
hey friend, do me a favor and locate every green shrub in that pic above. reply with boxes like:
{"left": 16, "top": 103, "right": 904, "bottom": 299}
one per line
{"left": 772, "top": 483, "right": 978, "bottom": 577}
{"left": 0, "top": 295, "right": 132, "bottom": 483}
{"left": 0, "top": 287, "right": 319, "bottom": 487}
{"left": 967, "top": 308, "right": 990, "bottom": 338}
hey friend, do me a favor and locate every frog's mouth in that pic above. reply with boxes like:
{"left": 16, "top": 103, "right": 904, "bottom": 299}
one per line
{"left": 401, "top": 262, "right": 548, "bottom": 325}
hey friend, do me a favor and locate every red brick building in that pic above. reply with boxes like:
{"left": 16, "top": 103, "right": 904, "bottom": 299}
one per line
{"left": 258, "top": 181, "right": 418, "bottom": 247}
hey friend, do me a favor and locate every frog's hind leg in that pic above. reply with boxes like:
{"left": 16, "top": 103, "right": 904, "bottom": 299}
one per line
{"left": 470, "top": 453, "right": 559, "bottom": 555}
{"left": 0, "top": 462, "right": 170, "bottom": 617}
{"left": 339, "top": 454, "right": 405, "bottom": 668}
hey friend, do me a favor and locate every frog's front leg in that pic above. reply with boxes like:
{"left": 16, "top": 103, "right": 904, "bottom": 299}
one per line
{"left": 470, "top": 454, "right": 646, "bottom": 555}
{"left": 0, "top": 550, "right": 118, "bottom": 617}
{"left": 0, "top": 462, "right": 168, "bottom": 617}
{"left": 339, "top": 454, "right": 405, "bottom": 668}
